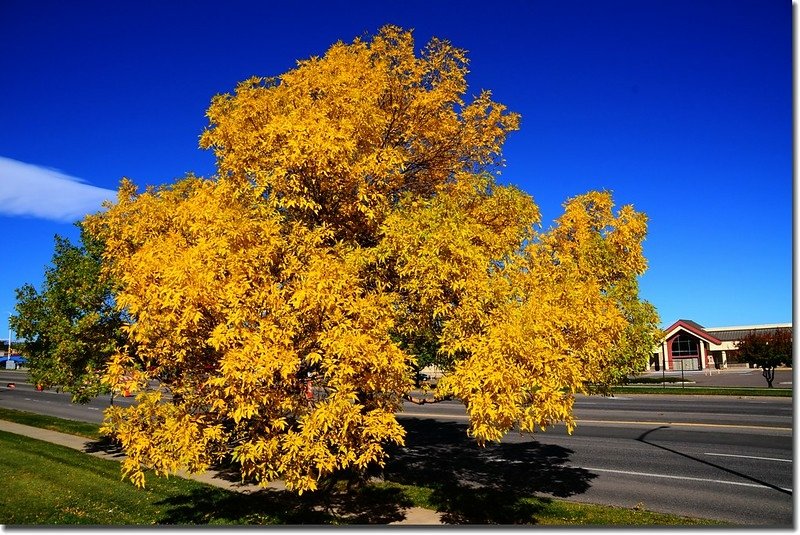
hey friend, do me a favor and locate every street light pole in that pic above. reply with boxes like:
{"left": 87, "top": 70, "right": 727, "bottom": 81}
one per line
{"left": 6, "top": 313, "right": 11, "bottom": 370}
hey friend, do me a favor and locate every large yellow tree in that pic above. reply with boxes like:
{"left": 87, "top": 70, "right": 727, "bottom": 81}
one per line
{"left": 86, "top": 26, "right": 658, "bottom": 493}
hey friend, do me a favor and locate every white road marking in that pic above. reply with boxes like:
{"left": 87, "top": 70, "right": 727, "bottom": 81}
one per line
{"left": 705, "top": 452, "right": 791, "bottom": 463}
{"left": 580, "top": 466, "right": 792, "bottom": 492}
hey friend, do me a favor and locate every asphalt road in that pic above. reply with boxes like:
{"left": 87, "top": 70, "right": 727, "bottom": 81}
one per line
{"left": 396, "top": 396, "right": 792, "bottom": 526}
{"left": 0, "top": 370, "right": 134, "bottom": 422}
{"left": 0, "top": 369, "right": 792, "bottom": 526}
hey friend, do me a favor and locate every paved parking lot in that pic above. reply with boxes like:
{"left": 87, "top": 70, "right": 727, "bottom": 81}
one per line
{"left": 641, "top": 367, "right": 792, "bottom": 389}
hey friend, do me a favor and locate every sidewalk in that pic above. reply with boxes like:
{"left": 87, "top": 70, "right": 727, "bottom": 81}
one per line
{"left": 0, "top": 420, "right": 444, "bottom": 525}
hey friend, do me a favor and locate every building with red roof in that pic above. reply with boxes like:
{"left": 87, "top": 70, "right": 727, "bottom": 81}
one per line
{"left": 649, "top": 320, "right": 792, "bottom": 371}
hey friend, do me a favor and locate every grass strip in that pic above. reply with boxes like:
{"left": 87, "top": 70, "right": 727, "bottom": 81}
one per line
{"left": 0, "top": 407, "right": 102, "bottom": 439}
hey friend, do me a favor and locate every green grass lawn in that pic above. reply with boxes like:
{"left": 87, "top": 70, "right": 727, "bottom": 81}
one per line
{"left": 0, "top": 427, "right": 725, "bottom": 526}
{"left": 0, "top": 430, "right": 324, "bottom": 525}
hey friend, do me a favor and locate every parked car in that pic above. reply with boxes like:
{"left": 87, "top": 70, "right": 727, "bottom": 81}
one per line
{"left": 0, "top": 356, "right": 28, "bottom": 369}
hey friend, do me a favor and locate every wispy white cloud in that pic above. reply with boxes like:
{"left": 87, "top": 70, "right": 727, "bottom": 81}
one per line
{"left": 0, "top": 156, "right": 116, "bottom": 222}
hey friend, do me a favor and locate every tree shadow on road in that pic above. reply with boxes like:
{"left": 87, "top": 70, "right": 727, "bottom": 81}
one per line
{"left": 382, "top": 417, "right": 596, "bottom": 524}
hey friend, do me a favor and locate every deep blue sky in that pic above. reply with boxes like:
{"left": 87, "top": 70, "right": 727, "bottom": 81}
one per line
{"left": 0, "top": 0, "right": 792, "bottom": 341}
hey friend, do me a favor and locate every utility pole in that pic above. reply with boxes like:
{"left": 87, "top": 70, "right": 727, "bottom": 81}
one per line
{"left": 6, "top": 314, "right": 11, "bottom": 370}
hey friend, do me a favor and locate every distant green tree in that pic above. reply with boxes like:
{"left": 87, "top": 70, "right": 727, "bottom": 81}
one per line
{"left": 736, "top": 329, "right": 792, "bottom": 388}
{"left": 590, "top": 280, "right": 660, "bottom": 394}
{"left": 10, "top": 224, "right": 126, "bottom": 403}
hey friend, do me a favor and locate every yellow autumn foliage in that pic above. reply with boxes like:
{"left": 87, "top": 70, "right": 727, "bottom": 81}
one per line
{"left": 85, "top": 26, "right": 658, "bottom": 493}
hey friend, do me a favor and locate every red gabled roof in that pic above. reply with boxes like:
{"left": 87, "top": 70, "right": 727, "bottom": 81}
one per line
{"left": 662, "top": 319, "right": 723, "bottom": 345}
